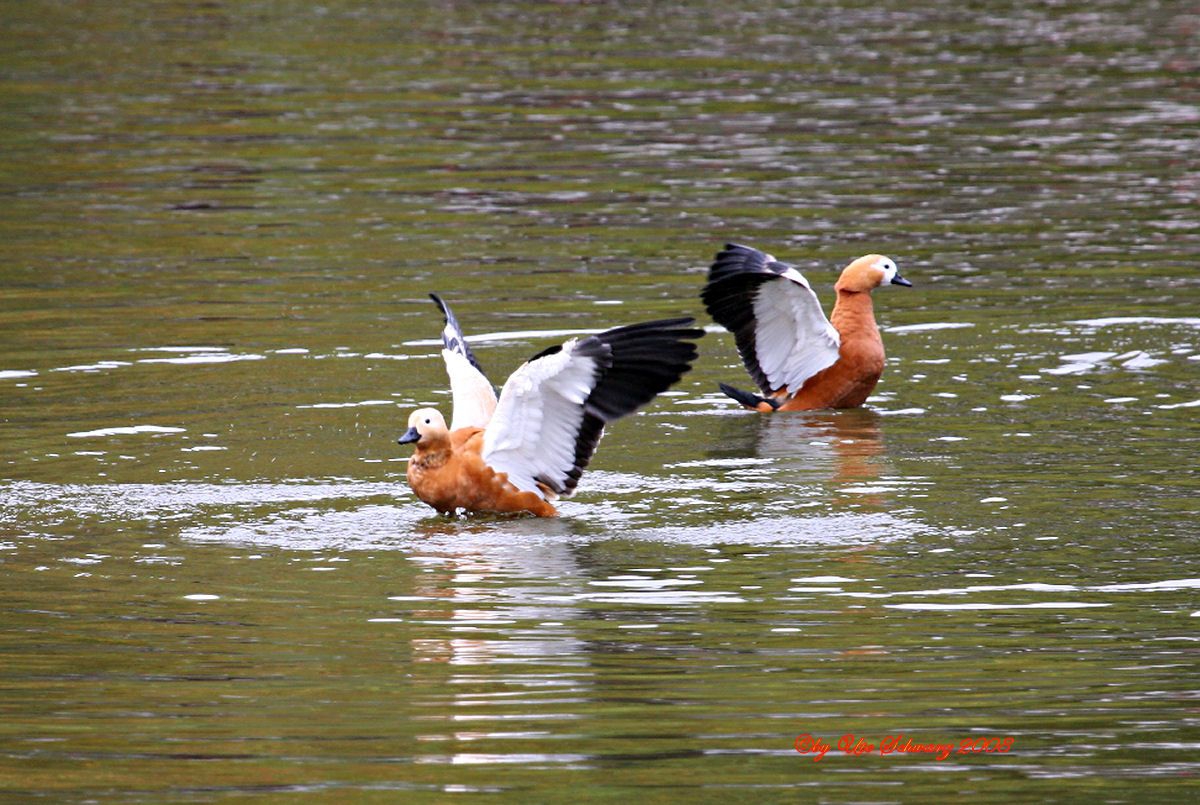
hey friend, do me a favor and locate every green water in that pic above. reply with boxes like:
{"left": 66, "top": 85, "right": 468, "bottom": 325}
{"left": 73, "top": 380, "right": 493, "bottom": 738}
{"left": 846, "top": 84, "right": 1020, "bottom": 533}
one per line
{"left": 2, "top": 1, "right": 1198, "bottom": 801}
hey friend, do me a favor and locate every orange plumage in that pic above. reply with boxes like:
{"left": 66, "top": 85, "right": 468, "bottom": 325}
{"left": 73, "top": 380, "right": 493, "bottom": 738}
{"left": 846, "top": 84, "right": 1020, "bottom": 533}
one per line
{"left": 402, "top": 411, "right": 557, "bottom": 516}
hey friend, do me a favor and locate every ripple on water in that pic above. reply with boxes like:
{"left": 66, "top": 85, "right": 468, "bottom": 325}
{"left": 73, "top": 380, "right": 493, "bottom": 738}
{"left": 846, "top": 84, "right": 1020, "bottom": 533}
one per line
{"left": 1, "top": 471, "right": 933, "bottom": 553}
{"left": 1043, "top": 349, "right": 1170, "bottom": 376}
{"left": 66, "top": 425, "right": 187, "bottom": 438}
{"left": 296, "top": 400, "right": 396, "bottom": 409}
{"left": 887, "top": 602, "right": 1109, "bottom": 610}
{"left": 885, "top": 322, "right": 976, "bottom": 334}
{"left": 785, "top": 576, "right": 1200, "bottom": 614}
{"left": 1157, "top": 399, "right": 1200, "bottom": 410}
{"left": 1067, "top": 316, "right": 1200, "bottom": 329}
{"left": 137, "top": 354, "right": 265, "bottom": 366}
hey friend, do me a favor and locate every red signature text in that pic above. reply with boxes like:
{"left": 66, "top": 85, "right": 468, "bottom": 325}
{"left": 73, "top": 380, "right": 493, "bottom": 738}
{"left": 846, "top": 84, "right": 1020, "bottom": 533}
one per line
{"left": 794, "top": 733, "right": 1014, "bottom": 762}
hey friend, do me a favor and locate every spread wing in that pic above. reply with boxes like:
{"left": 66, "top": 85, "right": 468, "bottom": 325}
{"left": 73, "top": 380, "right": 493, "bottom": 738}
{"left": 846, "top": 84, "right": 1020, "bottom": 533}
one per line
{"left": 701, "top": 243, "right": 840, "bottom": 396}
{"left": 430, "top": 293, "right": 498, "bottom": 430}
{"left": 482, "top": 318, "right": 703, "bottom": 499}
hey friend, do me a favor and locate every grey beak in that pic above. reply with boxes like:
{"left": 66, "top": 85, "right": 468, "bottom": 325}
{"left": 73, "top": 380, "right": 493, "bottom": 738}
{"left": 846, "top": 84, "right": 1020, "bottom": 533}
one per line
{"left": 397, "top": 426, "right": 421, "bottom": 445}
{"left": 891, "top": 274, "right": 913, "bottom": 287}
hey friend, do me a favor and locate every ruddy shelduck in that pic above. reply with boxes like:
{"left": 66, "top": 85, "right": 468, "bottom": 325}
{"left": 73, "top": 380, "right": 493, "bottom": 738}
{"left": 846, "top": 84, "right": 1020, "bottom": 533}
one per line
{"left": 398, "top": 294, "right": 703, "bottom": 516}
{"left": 701, "top": 243, "right": 911, "bottom": 411}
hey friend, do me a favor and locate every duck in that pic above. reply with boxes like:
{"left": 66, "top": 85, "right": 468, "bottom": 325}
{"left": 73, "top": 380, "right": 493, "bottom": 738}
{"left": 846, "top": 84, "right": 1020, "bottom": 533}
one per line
{"left": 701, "top": 243, "right": 911, "bottom": 411}
{"left": 398, "top": 294, "right": 703, "bottom": 516}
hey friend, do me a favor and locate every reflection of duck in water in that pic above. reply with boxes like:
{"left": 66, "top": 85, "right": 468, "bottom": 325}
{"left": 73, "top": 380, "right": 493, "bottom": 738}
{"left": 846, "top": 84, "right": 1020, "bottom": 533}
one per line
{"left": 404, "top": 528, "right": 589, "bottom": 680}
{"left": 398, "top": 295, "right": 702, "bottom": 516}
{"left": 702, "top": 243, "right": 910, "bottom": 412}
{"left": 752, "top": 409, "right": 888, "bottom": 490}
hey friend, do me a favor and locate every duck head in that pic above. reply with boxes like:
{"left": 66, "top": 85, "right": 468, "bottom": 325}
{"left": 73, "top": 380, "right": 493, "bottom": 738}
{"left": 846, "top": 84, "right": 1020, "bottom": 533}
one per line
{"left": 397, "top": 407, "right": 450, "bottom": 448}
{"left": 835, "top": 254, "right": 911, "bottom": 293}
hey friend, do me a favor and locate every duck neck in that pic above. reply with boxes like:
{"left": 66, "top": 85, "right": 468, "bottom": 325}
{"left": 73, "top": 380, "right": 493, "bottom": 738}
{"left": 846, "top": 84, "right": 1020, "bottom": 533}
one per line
{"left": 831, "top": 289, "right": 880, "bottom": 343}
{"left": 412, "top": 439, "right": 451, "bottom": 469}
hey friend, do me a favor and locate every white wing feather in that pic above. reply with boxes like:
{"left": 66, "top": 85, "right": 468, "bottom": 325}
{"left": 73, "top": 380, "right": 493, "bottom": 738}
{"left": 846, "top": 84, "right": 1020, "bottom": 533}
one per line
{"left": 752, "top": 268, "right": 841, "bottom": 394}
{"left": 442, "top": 349, "right": 498, "bottom": 430}
{"left": 481, "top": 340, "right": 600, "bottom": 497}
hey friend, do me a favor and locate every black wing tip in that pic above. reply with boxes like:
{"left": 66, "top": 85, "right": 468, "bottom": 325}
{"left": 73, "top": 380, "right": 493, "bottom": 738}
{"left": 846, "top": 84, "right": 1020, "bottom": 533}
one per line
{"left": 578, "top": 317, "right": 704, "bottom": 423}
{"left": 714, "top": 242, "right": 776, "bottom": 267}
{"left": 719, "top": 241, "right": 759, "bottom": 257}
{"left": 718, "top": 382, "right": 779, "bottom": 410}
{"left": 705, "top": 245, "right": 779, "bottom": 288}
{"left": 429, "top": 292, "right": 455, "bottom": 325}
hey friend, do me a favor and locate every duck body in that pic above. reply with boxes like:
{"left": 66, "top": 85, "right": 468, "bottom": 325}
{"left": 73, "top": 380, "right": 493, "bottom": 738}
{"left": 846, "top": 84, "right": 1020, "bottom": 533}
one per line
{"left": 702, "top": 243, "right": 909, "bottom": 412}
{"left": 778, "top": 288, "right": 885, "bottom": 410}
{"left": 398, "top": 299, "right": 703, "bottom": 517}
{"left": 404, "top": 425, "right": 557, "bottom": 517}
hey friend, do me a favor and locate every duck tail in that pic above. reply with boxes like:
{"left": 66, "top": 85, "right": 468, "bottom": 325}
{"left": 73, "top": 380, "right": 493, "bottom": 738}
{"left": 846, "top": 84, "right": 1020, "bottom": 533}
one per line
{"left": 718, "top": 382, "right": 780, "bottom": 411}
